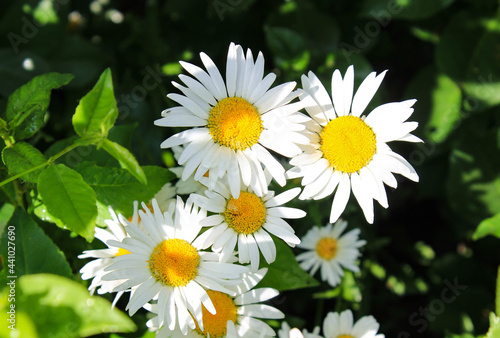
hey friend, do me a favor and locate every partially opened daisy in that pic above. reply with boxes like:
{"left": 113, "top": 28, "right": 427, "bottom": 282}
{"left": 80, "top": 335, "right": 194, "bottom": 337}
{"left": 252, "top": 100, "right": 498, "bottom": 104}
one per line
{"left": 322, "top": 310, "right": 384, "bottom": 338}
{"left": 155, "top": 42, "right": 310, "bottom": 198}
{"left": 101, "top": 197, "right": 248, "bottom": 334}
{"left": 78, "top": 202, "right": 139, "bottom": 306}
{"left": 287, "top": 66, "right": 421, "bottom": 223}
{"left": 147, "top": 268, "right": 284, "bottom": 337}
{"left": 191, "top": 177, "right": 304, "bottom": 270}
{"left": 296, "top": 220, "right": 365, "bottom": 287}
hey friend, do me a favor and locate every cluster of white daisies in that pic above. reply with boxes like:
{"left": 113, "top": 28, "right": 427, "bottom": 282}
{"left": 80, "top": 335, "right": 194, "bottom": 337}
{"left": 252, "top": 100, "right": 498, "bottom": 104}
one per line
{"left": 79, "top": 42, "right": 420, "bottom": 337}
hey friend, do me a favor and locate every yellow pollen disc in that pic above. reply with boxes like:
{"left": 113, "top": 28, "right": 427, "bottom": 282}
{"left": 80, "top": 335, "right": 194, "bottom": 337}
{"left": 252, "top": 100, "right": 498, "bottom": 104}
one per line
{"left": 115, "top": 248, "right": 131, "bottom": 257}
{"left": 224, "top": 192, "right": 267, "bottom": 235}
{"left": 208, "top": 97, "right": 263, "bottom": 151}
{"left": 148, "top": 239, "right": 200, "bottom": 287}
{"left": 195, "top": 290, "right": 238, "bottom": 338}
{"left": 337, "top": 335, "right": 355, "bottom": 338}
{"left": 320, "top": 115, "right": 376, "bottom": 173}
{"left": 316, "top": 237, "right": 338, "bottom": 260}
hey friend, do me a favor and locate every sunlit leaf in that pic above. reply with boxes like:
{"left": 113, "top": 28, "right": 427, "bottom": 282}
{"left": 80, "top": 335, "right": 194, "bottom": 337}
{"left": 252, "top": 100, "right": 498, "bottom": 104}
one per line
{"left": 14, "top": 274, "right": 136, "bottom": 337}
{"left": 37, "top": 164, "right": 97, "bottom": 240}
{"left": 72, "top": 68, "right": 118, "bottom": 138}
{"left": 2, "top": 142, "right": 46, "bottom": 183}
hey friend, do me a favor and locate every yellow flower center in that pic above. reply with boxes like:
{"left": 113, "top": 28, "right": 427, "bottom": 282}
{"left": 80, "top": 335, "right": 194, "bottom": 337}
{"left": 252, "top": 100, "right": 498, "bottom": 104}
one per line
{"left": 115, "top": 248, "right": 131, "bottom": 257}
{"left": 208, "top": 97, "right": 263, "bottom": 151}
{"left": 224, "top": 192, "right": 267, "bottom": 234}
{"left": 148, "top": 239, "right": 200, "bottom": 287}
{"left": 195, "top": 290, "right": 238, "bottom": 338}
{"left": 316, "top": 237, "right": 338, "bottom": 260}
{"left": 337, "top": 335, "right": 355, "bottom": 338}
{"left": 320, "top": 115, "right": 376, "bottom": 173}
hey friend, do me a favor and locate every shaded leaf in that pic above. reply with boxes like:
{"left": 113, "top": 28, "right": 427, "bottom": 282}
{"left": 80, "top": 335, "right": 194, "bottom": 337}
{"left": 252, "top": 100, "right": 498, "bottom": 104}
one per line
{"left": 0, "top": 207, "right": 72, "bottom": 279}
{"left": 4, "top": 72, "right": 73, "bottom": 140}
{"left": 37, "top": 164, "right": 97, "bottom": 240}
{"left": 72, "top": 68, "right": 118, "bottom": 138}
{"left": 361, "top": 0, "right": 455, "bottom": 21}
{"left": 258, "top": 238, "right": 319, "bottom": 291}
{"left": 74, "top": 163, "right": 175, "bottom": 224}
{"left": 100, "top": 138, "right": 147, "bottom": 185}
{"left": 2, "top": 142, "right": 46, "bottom": 183}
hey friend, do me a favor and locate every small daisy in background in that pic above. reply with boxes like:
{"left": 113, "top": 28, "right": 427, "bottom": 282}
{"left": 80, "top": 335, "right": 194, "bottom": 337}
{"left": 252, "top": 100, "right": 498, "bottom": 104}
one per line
{"left": 101, "top": 197, "right": 248, "bottom": 334}
{"left": 78, "top": 202, "right": 139, "bottom": 307}
{"left": 155, "top": 42, "right": 310, "bottom": 199}
{"left": 147, "top": 268, "right": 284, "bottom": 337}
{"left": 296, "top": 220, "right": 365, "bottom": 287}
{"left": 288, "top": 66, "right": 421, "bottom": 224}
{"left": 321, "top": 310, "right": 384, "bottom": 338}
{"left": 190, "top": 177, "right": 304, "bottom": 270}
{"left": 278, "top": 321, "right": 322, "bottom": 338}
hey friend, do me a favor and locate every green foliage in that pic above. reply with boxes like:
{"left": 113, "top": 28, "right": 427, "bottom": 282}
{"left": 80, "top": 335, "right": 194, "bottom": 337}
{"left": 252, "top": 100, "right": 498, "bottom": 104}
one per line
{"left": 74, "top": 163, "right": 175, "bottom": 223}
{"left": 37, "top": 164, "right": 97, "bottom": 241}
{"left": 473, "top": 213, "right": 500, "bottom": 241}
{"left": 3, "top": 273, "right": 136, "bottom": 337}
{"left": 72, "top": 68, "right": 118, "bottom": 139}
{"left": 3, "top": 72, "right": 73, "bottom": 141}
{"left": 0, "top": 208, "right": 72, "bottom": 279}
{"left": 100, "top": 138, "right": 147, "bottom": 185}
{"left": 2, "top": 142, "right": 46, "bottom": 183}
{"left": 361, "top": 0, "right": 455, "bottom": 20}
{"left": 258, "top": 238, "right": 319, "bottom": 291}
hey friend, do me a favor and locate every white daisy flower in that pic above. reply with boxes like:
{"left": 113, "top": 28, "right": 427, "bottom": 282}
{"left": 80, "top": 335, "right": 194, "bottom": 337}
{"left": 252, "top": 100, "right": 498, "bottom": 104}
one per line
{"left": 190, "top": 178, "right": 304, "bottom": 270}
{"left": 101, "top": 197, "right": 248, "bottom": 334}
{"left": 169, "top": 145, "right": 211, "bottom": 196}
{"left": 147, "top": 268, "right": 284, "bottom": 338}
{"left": 154, "top": 182, "right": 177, "bottom": 213}
{"left": 278, "top": 321, "right": 322, "bottom": 338}
{"left": 296, "top": 220, "right": 365, "bottom": 287}
{"left": 322, "top": 310, "right": 384, "bottom": 338}
{"left": 78, "top": 202, "right": 139, "bottom": 306}
{"left": 287, "top": 66, "right": 421, "bottom": 224}
{"left": 155, "top": 42, "right": 311, "bottom": 199}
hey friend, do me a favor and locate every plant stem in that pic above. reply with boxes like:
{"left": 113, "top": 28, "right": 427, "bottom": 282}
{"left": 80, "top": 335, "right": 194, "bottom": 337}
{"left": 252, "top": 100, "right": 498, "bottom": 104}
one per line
{"left": 0, "top": 142, "right": 80, "bottom": 188}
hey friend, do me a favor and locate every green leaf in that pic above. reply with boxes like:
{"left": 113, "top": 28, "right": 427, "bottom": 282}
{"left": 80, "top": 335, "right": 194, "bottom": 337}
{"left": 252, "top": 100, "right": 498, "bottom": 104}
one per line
{"left": 486, "top": 313, "right": 500, "bottom": 338}
{"left": 264, "top": 26, "right": 310, "bottom": 72}
{"left": 496, "top": 266, "right": 500, "bottom": 316}
{"left": 4, "top": 72, "right": 73, "bottom": 140}
{"left": 72, "top": 68, "right": 118, "bottom": 138}
{"left": 2, "top": 142, "right": 46, "bottom": 183}
{"left": 37, "top": 164, "right": 97, "bottom": 240}
{"left": 361, "top": 0, "right": 455, "bottom": 21}
{"left": 446, "top": 129, "right": 500, "bottom": 225}
{"left": 0, "top": 208, "right": 72, "bottom": 279}
{"left": 258, "top": 238, "right": 319, "bottom": 291}
{"left": 100, "top": 138, "right": 147, "bottom": 185}
{"left": 437, "top": 12, "right": 500, "bottom": 110}
{"left": 0, "top": 203, "right": 14, "bottom": 239}
{"left": 405, "top": 68, "right": 462, "bottom": 143}
{"left": 473, "top": 213, "right": 500, "bottom": 240}
{"left": 14, "top": 274, "right": 136, "bottom": 337}
{"left": 74, "top": 163, "right": 175, "bottom": 224}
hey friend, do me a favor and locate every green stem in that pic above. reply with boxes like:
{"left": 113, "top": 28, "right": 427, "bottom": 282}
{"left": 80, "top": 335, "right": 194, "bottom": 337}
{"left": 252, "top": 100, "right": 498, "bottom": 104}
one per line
{"left": 0, "top": 142, "right": 80, "bottom": 188}
{"left": 496, "top": 265, "right": 500, "bottom": 315}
